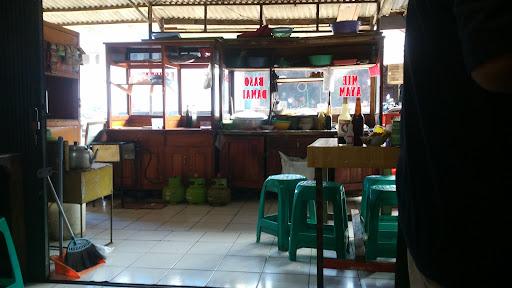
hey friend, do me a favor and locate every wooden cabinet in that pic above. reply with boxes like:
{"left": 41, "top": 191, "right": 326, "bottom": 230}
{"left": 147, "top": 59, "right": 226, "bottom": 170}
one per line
{"left": 220, "top": 136, "right": 265, "bottom": 189}
{"left": 43, "top": 21, "right": 81, "bottom": 142}
{"left": 106, "top": 129, "right": 213, "bottom": 191}
{"left": 164, "top": 132, "right": 214, "bottom": 181}
{"left": 164, "top": 146, "right": 213, "bottom": 180}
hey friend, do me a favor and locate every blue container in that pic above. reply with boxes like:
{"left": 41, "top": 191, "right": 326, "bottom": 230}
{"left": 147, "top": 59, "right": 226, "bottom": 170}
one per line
{"left": 331, "top": 21, "right": 360, "bottom": 34}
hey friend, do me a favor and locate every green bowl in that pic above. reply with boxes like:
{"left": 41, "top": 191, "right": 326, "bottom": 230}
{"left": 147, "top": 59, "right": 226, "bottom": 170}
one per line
{"left": 272, "top": 27, "right": 293, "bottom": 38}
{"left": 308, "top": 54, "right": 332, "bottom": 66}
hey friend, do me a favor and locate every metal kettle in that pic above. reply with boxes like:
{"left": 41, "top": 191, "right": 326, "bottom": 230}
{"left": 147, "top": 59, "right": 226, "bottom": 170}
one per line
{"left": 68, "top": 142, "right": 97, "bottom": 169}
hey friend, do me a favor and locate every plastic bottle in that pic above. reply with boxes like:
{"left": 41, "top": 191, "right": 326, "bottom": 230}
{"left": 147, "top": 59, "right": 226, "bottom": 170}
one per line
{"left": 324, "top": 104, "right": 332, "bottom": 130}
{"left": 337, "top": 97, "right": 352, "bottom": 144}
{"left": 184, "top": 105, "right": 192, "bottom": 128}
{"left": 317, "top": 111, "right": 326, "bottom": 130}
{"left": 352, "top": 97, "right": 364, "bottom": 146}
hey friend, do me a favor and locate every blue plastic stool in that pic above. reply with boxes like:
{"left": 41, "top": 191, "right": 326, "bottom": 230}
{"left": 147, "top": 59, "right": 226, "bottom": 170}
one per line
{"left": 0, "top": 217, "right": 24, "bottom": 288}
{"left": 256, "top": 174, "right": 307, "bottom": 251}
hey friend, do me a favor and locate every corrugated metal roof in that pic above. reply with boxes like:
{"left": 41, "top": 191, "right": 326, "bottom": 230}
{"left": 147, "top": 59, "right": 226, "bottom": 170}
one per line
{"left": 43, "top": 0, "right": 408, "bottom": 26}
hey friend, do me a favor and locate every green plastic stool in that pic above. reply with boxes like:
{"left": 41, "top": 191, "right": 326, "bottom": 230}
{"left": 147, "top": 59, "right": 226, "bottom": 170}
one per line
{"left": 361, "top": 175, "right": 395, "bottom": 231}
{"left": 288, "top": 180, "right": 348, "bottom": 261}
{"left": 256, "top": 174, "right": 307, "bottom": 251}
{"left": 365, "top": 185, "right": 398, "bottom": 261}
{"left": 0, "top": 217, "right": 24, "bottom": 288}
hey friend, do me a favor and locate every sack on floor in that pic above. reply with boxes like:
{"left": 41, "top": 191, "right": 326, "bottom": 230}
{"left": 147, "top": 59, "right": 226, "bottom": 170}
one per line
{"left": 279, "top": 151, "right": 314, "bottom": 180}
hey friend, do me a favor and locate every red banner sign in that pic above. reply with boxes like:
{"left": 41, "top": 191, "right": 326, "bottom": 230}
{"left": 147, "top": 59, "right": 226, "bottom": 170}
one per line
{"left": 339, "top": 75, "right": 361, "bottom": 97}
{"left": 243, "top": 76, "right": 267, "bottom": 99}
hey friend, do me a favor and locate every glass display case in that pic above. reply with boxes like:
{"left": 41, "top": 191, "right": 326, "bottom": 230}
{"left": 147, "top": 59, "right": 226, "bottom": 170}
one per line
{"left": 105, "top": 40, "right": 219, "bottom": 129}
{"left": 219, "top": 33, "right": 384, "bottom": 127}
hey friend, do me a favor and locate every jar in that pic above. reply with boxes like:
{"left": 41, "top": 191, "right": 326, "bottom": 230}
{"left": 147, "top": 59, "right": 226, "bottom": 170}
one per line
{"left": 207, "top": 178, "right": 231, "bottom": 206}
{"left": 162, "top": 176, "right": 185, "bottom": 204}
{"left": 186, "top": 178, "right": 206, "bottom": 204}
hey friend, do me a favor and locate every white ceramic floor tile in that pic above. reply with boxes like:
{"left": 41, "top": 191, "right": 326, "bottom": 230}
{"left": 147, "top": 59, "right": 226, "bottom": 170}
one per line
{"left": 157, "top": 220, "right": 196, "bottom": 231}
{"left": 114, "top": 240, "right": 158, "bottom": 253}
{"left": 93, "top": 229, "right": 136, "bottom": 240}
{"left": 199, "top": 214, "right": 234, "bottom": 223}
{"left": 207, "top": 271, "right": 261, "bottom": 288}
{"left": 25, "top": 283, "right": 56, "bottom": 288}
{"left": 128, "top": 230, "right": 171, "bottom": 241}
{"left": 263, "top": 256, "right": 311, "bottom": 275}
{"left": 257, "top": 273, "right": 309, "bottom": 288}
{"left": 309, "top": 262, "right": 359, "bottom": 278}
{"left": 190, "top": 222, "right": 228, "bottom": 232}
{"left": 130, "top": 253, "right": 183, "bottom": 269}
{"left": 79, "top": 265, "right": 125, "bottom": 282}
{"left": 150, "top": 240, "right": 195, "bottom": 254}
{"left": 164, "top": 231, "right": 205, "bottom": 242}
{"left": 173, "top": 254, "right": 224, "bottom": 270}
{"left": 199, "top": 232, "right": 240, "bottom": 242}
{"left": 309, "top": 276, "right": 362, "bottom": 288}
{"left": 188, "top": 241, "right": 233, "bottom": 255}
{"left": 237, "top": 233, "right": 275, "bottom": 244}
{"left": 228, "top": 242, "right": 272, "bottom": 257}
{"left": 231, "top": 215, "right": 258, "bottom": 224}
{"left": 359, "top": 278, "right": 395, "bottom": 288}
{"left": 104, "top": 252, "right": 142, "bottom": 267}
{"left": 111, "top": 267, "right": 168, "bottom": 285}
{"left": 158, "top": 269, "right": 214, "bottom": 287}
{"left": 224, "top": 223, "right": 257, "bottom": 233}
{"left": 127, "top": 220, "right": 166, "bottom": 230}
{"left": 270, "top": 247, "right": 312, "bottom": 258}
{"left": 217, "top": 255, "right": 267, "bottom": 273}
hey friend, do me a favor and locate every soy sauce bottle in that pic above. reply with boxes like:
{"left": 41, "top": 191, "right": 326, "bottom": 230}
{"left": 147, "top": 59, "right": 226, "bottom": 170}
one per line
{"left": 352, "top": 97, "right": 364, "bottom": 146}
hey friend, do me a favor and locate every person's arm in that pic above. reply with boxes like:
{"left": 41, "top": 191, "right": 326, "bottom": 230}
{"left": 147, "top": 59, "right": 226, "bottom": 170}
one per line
{"left": 453, "top": 0, "right": 512, "bottom": 93}
{"left": 471, "top": 54, "right": 512, "bottom": 93}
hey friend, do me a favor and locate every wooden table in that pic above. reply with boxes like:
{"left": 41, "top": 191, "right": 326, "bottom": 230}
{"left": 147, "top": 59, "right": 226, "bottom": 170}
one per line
{"left": 307, "top": 138, "right": 400, "bottom": 288}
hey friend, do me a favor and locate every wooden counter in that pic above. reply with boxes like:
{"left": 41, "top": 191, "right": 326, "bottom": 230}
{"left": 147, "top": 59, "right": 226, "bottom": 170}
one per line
{"left": 307, "top": 138, "right": 399, "bottom": 288}
{"left": 106, "top": 129, "right": 215, "bottom": 190}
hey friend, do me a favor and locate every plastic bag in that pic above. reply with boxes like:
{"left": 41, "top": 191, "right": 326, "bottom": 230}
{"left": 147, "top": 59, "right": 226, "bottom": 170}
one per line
{"left": 94, "top": 244, "right": 114, "bottom": 259}
{"left": 278, "top": 151, "right": 314, "bottom": 180}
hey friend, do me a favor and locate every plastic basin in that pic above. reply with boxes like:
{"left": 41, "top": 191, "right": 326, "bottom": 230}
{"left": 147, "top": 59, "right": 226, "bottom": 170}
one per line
{"left": 308, "top": 55, "right": 332, "bottom": 66}
{"left": 272, "top": 27, "right": 293, "bottom": 38}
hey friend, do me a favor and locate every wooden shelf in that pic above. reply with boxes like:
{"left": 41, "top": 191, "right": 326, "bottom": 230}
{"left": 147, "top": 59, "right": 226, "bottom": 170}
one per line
{"left": 276, "top": 78, "right": 323, "bottom": 83}
{"left": 111, "top": 60, "right": 163, "bottom": 68}
{"left": 45, "top": 71, "right": 79, "bottom": 80}
{"left": 224, "top": 67, "right": 270, "bottom": 71}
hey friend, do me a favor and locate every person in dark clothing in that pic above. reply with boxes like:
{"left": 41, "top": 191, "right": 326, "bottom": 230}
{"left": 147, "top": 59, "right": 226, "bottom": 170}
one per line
{"left": 398, "top": 0, "right": 511, "bottom": 286}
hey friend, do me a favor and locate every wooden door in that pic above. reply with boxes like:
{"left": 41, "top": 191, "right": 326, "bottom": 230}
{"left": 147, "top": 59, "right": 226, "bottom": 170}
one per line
{"left": 221, "top": 136, "right": 264, "bottom": 189}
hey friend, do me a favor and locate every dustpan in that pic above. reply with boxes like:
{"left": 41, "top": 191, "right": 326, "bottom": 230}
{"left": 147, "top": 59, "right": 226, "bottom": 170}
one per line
{"left": 51, "top": 253, "right": 105, "bottom": 279}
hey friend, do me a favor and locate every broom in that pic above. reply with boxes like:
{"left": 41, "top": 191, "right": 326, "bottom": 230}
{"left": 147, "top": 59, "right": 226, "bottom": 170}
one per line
{"left": 42, "top": 137, "right": 105, "bottom": 272}
{"left": 46, "top": 176, "right": 105, "bottom": 271}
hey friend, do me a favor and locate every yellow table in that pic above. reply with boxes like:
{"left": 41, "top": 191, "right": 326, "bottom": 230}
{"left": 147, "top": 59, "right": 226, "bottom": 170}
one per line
{"left": 63, "top": 163, "right": 113, "bottom": 244}
{"left": 307, "top": 138, "right": 400, "bottom": 288}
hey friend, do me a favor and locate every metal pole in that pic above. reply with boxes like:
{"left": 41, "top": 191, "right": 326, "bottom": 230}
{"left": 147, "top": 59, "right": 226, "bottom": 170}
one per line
{"left": 316, "top": 3, "right": 320, "bottom": 31}
{"left": 204, "top": 5, "right": 208, "bottom": 32}
{"left": 57, "top": 137, "right": 64, "bottom": 257}
{"left": 148, "top": 3, "right": 153, "bottom": 39}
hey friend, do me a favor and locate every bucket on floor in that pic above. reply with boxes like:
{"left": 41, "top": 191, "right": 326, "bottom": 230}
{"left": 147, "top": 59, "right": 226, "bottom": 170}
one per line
{"left": 48, "top": 203, "right": 86, "bottom": 241}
